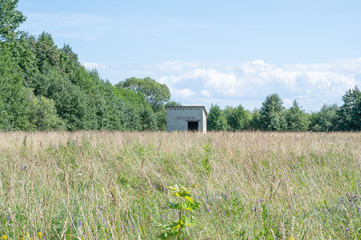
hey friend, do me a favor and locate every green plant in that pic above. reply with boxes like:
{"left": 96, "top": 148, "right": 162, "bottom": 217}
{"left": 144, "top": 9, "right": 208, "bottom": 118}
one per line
{"left": 200, "top": 144, "right": 213, "bottom": 177}
{"left": 158, "top": 185, "right": 200, "bottom": 239}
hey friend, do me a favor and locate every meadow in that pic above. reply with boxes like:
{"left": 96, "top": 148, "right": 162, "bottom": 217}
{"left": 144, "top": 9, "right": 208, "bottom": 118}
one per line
{"left": 0, "top": 131, "right": 360, "bottom": 239}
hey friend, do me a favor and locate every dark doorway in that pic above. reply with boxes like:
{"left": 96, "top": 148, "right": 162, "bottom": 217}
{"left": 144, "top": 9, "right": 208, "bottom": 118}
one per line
{"left": 188, "top": 121, "right": 199, "bottom": 131}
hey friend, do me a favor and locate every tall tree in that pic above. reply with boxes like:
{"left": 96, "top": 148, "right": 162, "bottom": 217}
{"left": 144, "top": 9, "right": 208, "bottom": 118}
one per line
{"left": 0, "top": 40, "right": 34, "bottom": 130}
{"left": 249, "top": 109, "right": 262, "bottom": 130}
{"left": 285, "top": 100, "right": 310, "bottom": 132}
{"left": 28, "top": 93, "right": 65, "bottom": 131}
{"left": 224, "top": 104, "right": 250, "bottom": 131}
{"left": 0, "top": 0, "right": 26, "bottom": 40}
{"left": 207, "top": 104, "right": 227, "bottom": 131}
{"left": 259, "top": 93, "right": 287, "bottom": 131}
{"left": 309, "top": 104, "right": 339, "bottom": 132}
{"left": 338, "top": 86, "right": 361, "bottom": 131}
{"left": 117, "top": 77, "right": 170, "bottom": 112}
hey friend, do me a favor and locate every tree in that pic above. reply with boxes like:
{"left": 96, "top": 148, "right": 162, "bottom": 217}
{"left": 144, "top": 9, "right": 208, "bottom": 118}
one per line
{"left": 249, "top": 109, "right": 262, "bottom": 130}
{"left": 309, "top": 104, "right": 339, "bottom": 132}
{"left": 338, "top": 86, "right": 361, "bottom": 131}
{"left": 207, "top": 104, "right": 227, "bottom": 131}
{"left": 285, "top": 100, "right": 310, "bottom": 132}
{"left": 259, "top": 93, "right": 287, "bottom": 131}
{"left": 0, "top": 0, "right": 26, "bottom": 41}
{"left": 34, "top": 32, "right": 61, "bottom": 72}
{"left": 0, "top": 41, "right": 34, "bottom": 131}
{"left": 117, "top": 77, "right": 170, "bottom": 112}
{"left": 140, "top": 108, "right": 157, "bottom": 130}
{"left": 0, "top": 4, "right": 176, "bottom": 132}
{"left": 224, "top": 104, "right": 250, "bottom": 131}
{"left": 28, "top": 94, "right": 65, "bottom": 131}
{"left": 165, "top": 101, "right": 182, "bottom": 107}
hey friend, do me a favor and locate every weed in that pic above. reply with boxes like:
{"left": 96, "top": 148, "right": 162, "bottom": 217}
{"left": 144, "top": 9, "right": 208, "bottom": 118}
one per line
{"left": 199, "top": 144, "right": 213, "bottom": 177}
{"left": 158, "top": 185, "right": 200, "bottom": 239}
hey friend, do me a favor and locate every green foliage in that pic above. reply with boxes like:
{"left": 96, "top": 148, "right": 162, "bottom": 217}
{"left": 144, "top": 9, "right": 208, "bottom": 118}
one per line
{"left": 155, "top": 109, "right": 167, "bottom": 130}
{"left": 165, "top": 101, "right": 182, "bottom": 107}
{"left": 117, "top": 77, "right": 171, "bottom": 112}
{"left": 0, "top": 0, "right": 26, "bottom": 40}
{"left": 0, "top": 1, "right": 171, "bottom": 132}
{"left": 28, "top": 94, "right": 65, "bottom": 131}
{"left": 224, "top": 104, "right": 251, "bottom": 131}
{"left": 259, "top": 93, "right": 287, "bottom": 131}
{"left": 207, "top": 104, "right": 227, "bottom": 131}
{"left": 0, "top": 42, "right": 34, "bottom": 131}
{"left": 249, "top": 108, "right": 262, "bottom": 130}
{"left": 338, "top": 86, "right": 361, "bottom": 131}
{"left": 34, "top": 32, "right": 60, "bottom": 72}
{"left": 200, "top": 144, "right": 213, "bottom": 177}
{"left": 285, "top": 100, "right": 310, "bottom": 131}
{"left": 1, "top": 23, "right": 170, "bottom": 131}
{"left": 113, "top": 86, "right": 158, "bottom": 130}
{"left": 310, "top": 104, "right": 339, "bottom": 132}
{"left": 1, "top": 0, "right": 360, "bottom": 132}
{"left": 158, "top": 185, "right": 200, "bottom": 239}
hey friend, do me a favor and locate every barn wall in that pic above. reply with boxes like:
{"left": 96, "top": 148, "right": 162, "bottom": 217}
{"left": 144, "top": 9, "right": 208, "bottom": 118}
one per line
{"left": 201, "top": 109, "right": 207, "bottom": 133}
{"left": 166, "top": 107, "right": 207, "bottom": 133}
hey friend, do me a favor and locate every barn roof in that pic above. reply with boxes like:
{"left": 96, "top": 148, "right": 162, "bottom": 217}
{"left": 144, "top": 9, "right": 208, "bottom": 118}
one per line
{"left": 165, "top": 106, "right": 208, "bottom": 116}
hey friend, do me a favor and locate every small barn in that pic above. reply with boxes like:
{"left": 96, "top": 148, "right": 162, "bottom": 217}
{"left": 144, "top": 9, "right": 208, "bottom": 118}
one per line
{"left": 166, "top": 106, "right": 207, "bottom": 133}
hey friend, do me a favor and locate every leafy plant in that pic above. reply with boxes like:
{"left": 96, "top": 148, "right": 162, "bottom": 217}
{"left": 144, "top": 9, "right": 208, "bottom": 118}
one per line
{"left": 200, "top": 144, "right": 213, "bottom": 177}
{"left": 158, "top": 185, "right": 200, "bottom": 239}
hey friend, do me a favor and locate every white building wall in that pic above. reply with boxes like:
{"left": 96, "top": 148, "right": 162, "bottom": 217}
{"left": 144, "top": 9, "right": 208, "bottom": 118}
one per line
{"left": 202, "top": 109, "right": 207, "bottom": 133}
{"left": 166, "top": 107, "right": 207, "bottom": 133}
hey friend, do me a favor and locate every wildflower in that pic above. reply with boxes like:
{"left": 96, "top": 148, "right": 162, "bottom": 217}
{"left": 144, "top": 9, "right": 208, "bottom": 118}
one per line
{"left": 20, "top": 165, "right": 28, "bottom": 171}
{"left": 38, "top": 232, "right": 43, "bottom": 238}
{"left": 289, "top": 237, "right": 295, "bottom": 240}
{"left": 1, "top": 235, "right": 7, "bottom": 240}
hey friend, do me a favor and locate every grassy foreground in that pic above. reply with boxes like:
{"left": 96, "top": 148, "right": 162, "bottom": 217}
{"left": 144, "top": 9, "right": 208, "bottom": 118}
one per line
{"left": 0, "top": 131, "right": 361, "bottom": 239}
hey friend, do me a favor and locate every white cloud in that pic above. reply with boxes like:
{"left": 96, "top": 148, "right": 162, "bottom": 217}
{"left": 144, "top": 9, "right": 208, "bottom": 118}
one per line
{"left": 83, "top": 62, "right": 100, "bottom": 70}
{"left": 174, "top": 88, "right": 195, "bottom": 98}
{"left": 200, "top": 89, "right": 212, "bottom": 97}
{"left": 82, "top": 62, "right": 109, "bottom": 71}
{"left": 82, "top": 58, "right": 361, "bottom": 112}
{"left": 192, "top": 68, "right": 239, "bottom": 89}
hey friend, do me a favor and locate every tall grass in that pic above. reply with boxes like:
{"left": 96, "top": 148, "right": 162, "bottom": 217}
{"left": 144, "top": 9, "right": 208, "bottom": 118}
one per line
{"left": 0, "top": 131, "right": 360, "bottom": 239}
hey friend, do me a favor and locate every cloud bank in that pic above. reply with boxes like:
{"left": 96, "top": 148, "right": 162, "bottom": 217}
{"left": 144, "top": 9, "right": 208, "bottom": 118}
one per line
{"left": 83, "top": 58, "right": 361, "bottom": 112}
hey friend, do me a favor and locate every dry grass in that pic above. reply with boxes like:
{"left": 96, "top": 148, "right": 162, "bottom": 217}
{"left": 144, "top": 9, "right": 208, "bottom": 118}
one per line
{"left": 0, "top": 131, "right": 360, "bottom": 239}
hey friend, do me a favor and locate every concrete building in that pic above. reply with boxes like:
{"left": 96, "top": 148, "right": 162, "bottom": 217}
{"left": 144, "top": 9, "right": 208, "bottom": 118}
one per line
{"left": 166, "top": 106, "right": 207, "bottom": 133}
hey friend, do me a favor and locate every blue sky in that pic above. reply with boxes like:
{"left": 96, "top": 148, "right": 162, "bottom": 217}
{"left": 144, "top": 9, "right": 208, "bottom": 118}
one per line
{"left": 18, "top": 0, "right": 361, "bottom": 111}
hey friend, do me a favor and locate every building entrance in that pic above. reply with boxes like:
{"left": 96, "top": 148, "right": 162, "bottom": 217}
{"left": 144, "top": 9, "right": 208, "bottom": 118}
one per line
{"left": 188, "top": 121, "right": 199, "bottom": 131}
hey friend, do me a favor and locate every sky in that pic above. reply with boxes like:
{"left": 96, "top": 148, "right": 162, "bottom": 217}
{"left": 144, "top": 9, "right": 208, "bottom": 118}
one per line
{"left": 18, "top": 0, "right": 361, "bottom": 112}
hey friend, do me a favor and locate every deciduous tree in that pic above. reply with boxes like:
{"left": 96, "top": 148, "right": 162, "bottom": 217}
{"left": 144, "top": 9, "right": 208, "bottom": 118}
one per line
{"left": 309, "top": 104, "right": 339, "bottom": 132}
{"left": 207, "top": 104, "right": 227, "bottom": 131}
{"left": 224, "top": 104, "right": 250, "bottom": 131}
{"left": 0, "top": 0, "right": 26, "bottom": 40}
{"left": 117, "top": 77, "right": 170, "bottom": 112}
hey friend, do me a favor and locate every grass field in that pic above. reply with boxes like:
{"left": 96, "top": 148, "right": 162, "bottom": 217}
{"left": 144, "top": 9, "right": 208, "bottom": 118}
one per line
{"left": 0, "top": 131, "right": 360, "bottom": 239}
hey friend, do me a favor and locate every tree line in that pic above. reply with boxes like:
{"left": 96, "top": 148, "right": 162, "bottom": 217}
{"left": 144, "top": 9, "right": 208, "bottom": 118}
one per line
{"left": 207, "top": 88, "right": 361, "bottom": 132}
{"left": 0, "top": 0, "right": 175, "bottom": 131}
{"left": 1, "top": 0, "right": 360, "bottom": 132}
